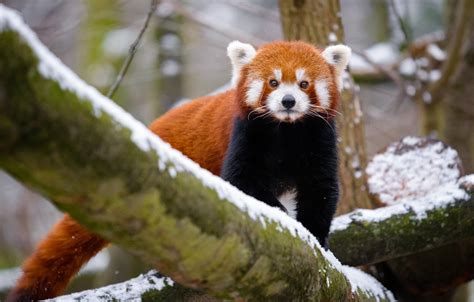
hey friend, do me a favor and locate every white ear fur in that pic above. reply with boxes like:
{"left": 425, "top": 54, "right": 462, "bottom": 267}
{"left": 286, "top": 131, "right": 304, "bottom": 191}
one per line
{"left": 227, "top": 40, "right": 257, "bottom": 88}
{"left": 322, "top": 44, "right": 351, "bottom": 90}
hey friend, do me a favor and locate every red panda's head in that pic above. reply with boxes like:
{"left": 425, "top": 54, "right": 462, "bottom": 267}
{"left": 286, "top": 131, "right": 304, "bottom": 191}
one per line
{"left": 227, "top": 40, "right": 351, "bottom": 122}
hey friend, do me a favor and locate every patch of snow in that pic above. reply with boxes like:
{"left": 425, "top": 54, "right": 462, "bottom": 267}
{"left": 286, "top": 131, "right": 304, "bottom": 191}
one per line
{"left": 331, "top": 180, "right": 468, "bottom": 232}
{"left": 342, "top": 266, "right": 395, "bottom": 302}
{"left": 427, "top": 44, "right": 446, "bottom": 61}
{"left": 328, "top": 32, "right": 337, "bottom": 43}
{"left": 460, "top": 174, "right": 474, "bottom": 191}
{"left": 0, "top": 5, "right": 393, "bottom": 300}
{"left": 430, "top": 69, "right": 441, "bottom": 82}
{"left": 366, "top": 137, "right": 462, "bottom": 206}
{"left": 47, "top": 270, "right": 173, "bottom": 302}
{"left": 399, "top": 58, "right": 416, "bottom": 76}
{"left": 460, "top": 174, "right": 474, "bottom": 186}
{"left": 331, "top": 137, "right": 470, "bottom": 232}
{"left": 350, "top": 43, "right": 398, "bottom": 72}
{"left": 401, "top": 136, "right": 419, "bottom": 146}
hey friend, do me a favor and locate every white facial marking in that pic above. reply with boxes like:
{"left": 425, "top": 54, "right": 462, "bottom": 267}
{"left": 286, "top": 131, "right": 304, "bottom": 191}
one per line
{"left": 266, "top": 82, "right": 310, "bottom": 122}
{"left": 315, "top": 80, "right": 330, "bottom": 108}
{"left": 245, "top": 79, "right": 264, "bottom": 105}
{"left": 278, "top": 189, "right": 298, "bottom": 219}
{"left": 227, "top": 40, "right": 257, "bottom": 88}
{"left": 321, "top": 44, "right": 351, "bottom": 91}
{"left": 273, "top": 69, "right": 282, "bottom": 81}
{"left": 295, "top": 68, "right": 306, "bottom": 82}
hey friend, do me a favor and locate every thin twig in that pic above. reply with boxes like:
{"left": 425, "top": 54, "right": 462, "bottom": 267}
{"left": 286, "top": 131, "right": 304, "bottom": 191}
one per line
{"left": 353, "top": 49, "right": 408, "bottom": 111}
{"left": 353, "top": 50, "right": 404, "bottom": 87}
{"left": 387, "top": 0, "right": 412, "bottom": 44}
{"left": 107, "top": 0, "right": 159, "bottom": 99}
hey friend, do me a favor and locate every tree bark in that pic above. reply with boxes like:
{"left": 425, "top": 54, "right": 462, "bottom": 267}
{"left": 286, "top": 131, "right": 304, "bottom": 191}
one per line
{"left": 392, "top": 0, "right": 474, "bottom": 299}
{"left": 279, "top": 0, "right": 373, "bottom": 214}
{"left": 423, "top": 0, "right": 474, "bottom": 173}
{"left": 0, "top": 6, "right": 393, "bottom": 301}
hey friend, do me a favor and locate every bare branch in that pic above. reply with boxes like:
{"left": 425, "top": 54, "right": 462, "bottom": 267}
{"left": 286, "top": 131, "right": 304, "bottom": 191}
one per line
{"left": 106, "top": 0, "right": 159, "bottom": 99}
{"left": 387, "top": 0, "right": 412, "bottom": 45}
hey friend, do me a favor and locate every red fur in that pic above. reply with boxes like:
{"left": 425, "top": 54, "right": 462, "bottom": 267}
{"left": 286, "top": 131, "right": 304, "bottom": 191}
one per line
{"left": 7, "top": 215, "right": 108, "bottom": 301}
{"left": 8, "top": 41, "right": 341, "bottom": 301}
{"left": 149, "top": 90, "right": 237, "bottom": 175}
{"left": 236, "top": 41, "right": 339, "bottom": 115}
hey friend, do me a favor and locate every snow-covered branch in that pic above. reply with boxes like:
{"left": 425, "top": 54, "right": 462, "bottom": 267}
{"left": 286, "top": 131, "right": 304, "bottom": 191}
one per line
{"left": 330, "top": 136, "right": 474, "bottom": 266}
{"left": 330, "top": 175, "right": 474, "bottom": 266}
{"left": 46, "top": 271, "right": 178, "bottom": 302}
{"left": 0, "top": 5, "right": 393, "bottom": 301}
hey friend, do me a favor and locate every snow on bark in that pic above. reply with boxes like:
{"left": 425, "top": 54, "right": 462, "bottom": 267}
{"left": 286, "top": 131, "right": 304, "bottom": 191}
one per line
{"left": 46, "top": 270, "right": 173, "bottom": 302}
{"left": 366, "top": 136, "right": 462, "bottom": 206}
{"left": 329, "top": 135, "right": 473, "bottom": 267}
{"left": 331, "top": 175, "right": 471, "bottom": 233}
{"left": 332, "top": 137, "right": 468, "bottom": 232}
{"left": 0, "top": 5, "right": 394, "bottom": 301}
{"left": 349, "top": 43, "right": 398, "bottom": 73}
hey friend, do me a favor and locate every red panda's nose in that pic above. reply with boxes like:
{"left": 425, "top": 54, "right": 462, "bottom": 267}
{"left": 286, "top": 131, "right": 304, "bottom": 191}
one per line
{"left": 282, "top": 95, "right": 296, "bottom": 109}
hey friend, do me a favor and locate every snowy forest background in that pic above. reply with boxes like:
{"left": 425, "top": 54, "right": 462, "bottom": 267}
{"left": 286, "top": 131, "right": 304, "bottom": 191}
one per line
{"left": 1, "top": 0, "right": 473, "bottom": 301}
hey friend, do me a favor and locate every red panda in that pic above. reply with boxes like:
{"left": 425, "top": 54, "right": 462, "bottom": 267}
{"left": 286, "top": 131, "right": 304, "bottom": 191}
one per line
{"left": 7, "top": 40, "right": 351, "bottom": 301}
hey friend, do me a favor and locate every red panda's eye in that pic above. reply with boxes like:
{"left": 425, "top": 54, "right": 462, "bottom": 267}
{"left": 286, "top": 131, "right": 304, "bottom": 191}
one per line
{"left": 269, "top": 79, "right": 279, "bottom": 88}
{"left": 299, "top": 81, "right": 309, "bottom": 89}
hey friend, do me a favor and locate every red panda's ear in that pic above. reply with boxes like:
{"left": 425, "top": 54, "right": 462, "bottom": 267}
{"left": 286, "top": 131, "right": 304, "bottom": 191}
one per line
{"left": 227, "top": 41, "right": 257, "bottom": 87}
{"left": 321, "top": 44, "right": 351, "bottom": 91}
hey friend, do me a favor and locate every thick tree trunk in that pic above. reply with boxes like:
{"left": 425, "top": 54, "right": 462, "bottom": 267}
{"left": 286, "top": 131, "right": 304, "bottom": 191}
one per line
{"left": 0, "top": 6, "right": 393, "bottom": 301}
{"left": 279, "top": 0, "right": 373, "bottom": 214}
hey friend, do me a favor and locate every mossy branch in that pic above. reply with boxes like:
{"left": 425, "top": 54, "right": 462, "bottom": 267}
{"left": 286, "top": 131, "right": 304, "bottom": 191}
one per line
{"left": 329, "top": 178, "right": 474, "bottom": 266}
{"left": 0, "top": 5, "right": 393, "bottom": 301}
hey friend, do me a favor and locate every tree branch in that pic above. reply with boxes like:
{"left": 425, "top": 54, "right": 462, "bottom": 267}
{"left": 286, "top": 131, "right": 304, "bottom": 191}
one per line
{"left": 106, "top": 0, "right": 159, "bottom": 99}
{"left": 0, "top": 5, "right": 393, "bottom": 301}
{"left": 329, "top": 176, "right": 474, "bottom": 266}
{"left": 49, "top": 271, "right": 215, "bottom": 302}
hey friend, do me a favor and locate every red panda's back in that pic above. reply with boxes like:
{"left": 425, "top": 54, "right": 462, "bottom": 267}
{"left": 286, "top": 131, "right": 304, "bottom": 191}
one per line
{"left": 149, "top": 90, "right": 237, "bottom": 175}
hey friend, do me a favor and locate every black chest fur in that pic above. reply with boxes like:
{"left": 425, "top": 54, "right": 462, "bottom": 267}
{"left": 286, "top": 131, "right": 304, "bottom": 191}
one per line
{"left": 221, "top": 116, "right": 339, "bottom": 247}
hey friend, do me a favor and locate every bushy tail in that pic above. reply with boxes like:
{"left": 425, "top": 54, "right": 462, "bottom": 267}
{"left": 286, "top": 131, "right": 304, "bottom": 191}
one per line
{"left": 7, "top": 215, "right": 108, "bottom": 302}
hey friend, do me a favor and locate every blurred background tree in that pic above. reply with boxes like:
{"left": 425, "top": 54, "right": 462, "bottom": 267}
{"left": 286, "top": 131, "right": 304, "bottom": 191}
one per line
{"left": 1, "top": 0, "right": 473, "bottom": 301}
